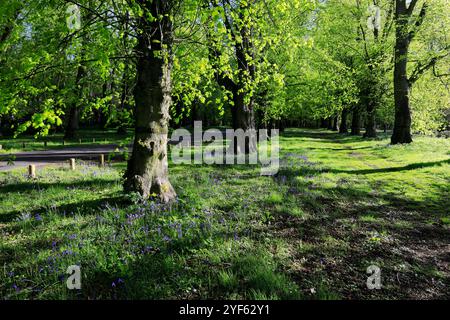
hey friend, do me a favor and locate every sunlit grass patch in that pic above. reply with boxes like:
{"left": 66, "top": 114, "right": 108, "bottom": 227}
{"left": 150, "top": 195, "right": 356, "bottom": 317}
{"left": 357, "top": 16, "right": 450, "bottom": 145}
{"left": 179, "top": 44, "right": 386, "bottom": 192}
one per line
{"left": 1, "top": 128, "right": 449, "bottom": 299}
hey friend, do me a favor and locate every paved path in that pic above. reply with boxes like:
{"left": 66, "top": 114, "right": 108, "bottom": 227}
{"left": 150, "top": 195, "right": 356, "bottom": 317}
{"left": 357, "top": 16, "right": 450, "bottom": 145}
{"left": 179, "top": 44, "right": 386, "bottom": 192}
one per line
{"left": 0, "top": 133, "right": 221, "bottom": 171}
{"left": 0, "top": 144, "right": 131, "bottom": 171}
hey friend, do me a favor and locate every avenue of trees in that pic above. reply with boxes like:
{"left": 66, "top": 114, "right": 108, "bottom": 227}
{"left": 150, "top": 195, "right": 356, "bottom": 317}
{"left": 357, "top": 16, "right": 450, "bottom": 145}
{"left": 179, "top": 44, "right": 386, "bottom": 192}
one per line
{"left": 0, "top": 0, "right": 449, "bottom": 201}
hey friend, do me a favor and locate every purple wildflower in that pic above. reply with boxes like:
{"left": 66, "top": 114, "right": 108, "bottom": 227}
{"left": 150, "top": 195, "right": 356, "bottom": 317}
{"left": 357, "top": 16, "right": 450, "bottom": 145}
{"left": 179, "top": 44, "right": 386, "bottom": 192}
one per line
{"left": 177, "top": 226, "right": 183, "bottom": 239}
{"left": 62, "top": 249, "right": 74, "bottom": 256}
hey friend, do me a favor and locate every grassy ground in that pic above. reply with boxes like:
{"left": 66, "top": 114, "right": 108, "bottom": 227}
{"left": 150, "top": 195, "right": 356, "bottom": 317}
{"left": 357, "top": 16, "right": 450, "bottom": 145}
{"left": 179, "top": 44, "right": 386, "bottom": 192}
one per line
{"left": 0, "top": 129, "right": 449, "bottom": 300}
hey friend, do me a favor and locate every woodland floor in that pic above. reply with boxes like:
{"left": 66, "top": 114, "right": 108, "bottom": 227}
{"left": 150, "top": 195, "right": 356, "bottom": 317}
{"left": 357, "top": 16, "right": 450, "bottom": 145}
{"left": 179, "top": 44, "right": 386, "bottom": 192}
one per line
{"left": 0, "top": 128, "right": 449, "bottom": 300}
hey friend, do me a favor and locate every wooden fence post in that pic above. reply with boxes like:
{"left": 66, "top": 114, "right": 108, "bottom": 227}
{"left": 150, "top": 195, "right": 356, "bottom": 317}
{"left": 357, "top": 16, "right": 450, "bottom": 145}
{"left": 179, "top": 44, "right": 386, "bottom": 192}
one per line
{"left": 99, "top": 154, "right": 105, "bottom": 167}
{"left": 70, "top": 158, "right": 76, "bottom": 170}
{"left": 29, "top": 165, "right": 36, "bottom": 178}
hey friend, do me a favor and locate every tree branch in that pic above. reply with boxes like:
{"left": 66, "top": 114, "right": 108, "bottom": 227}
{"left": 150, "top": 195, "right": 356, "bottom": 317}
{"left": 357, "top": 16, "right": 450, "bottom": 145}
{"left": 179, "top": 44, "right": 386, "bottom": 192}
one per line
{"left": 408, "top": 1, "right": 428, "bottom": 41}
{"left": 408, "top": 48, "right": 450, "bottom": 84}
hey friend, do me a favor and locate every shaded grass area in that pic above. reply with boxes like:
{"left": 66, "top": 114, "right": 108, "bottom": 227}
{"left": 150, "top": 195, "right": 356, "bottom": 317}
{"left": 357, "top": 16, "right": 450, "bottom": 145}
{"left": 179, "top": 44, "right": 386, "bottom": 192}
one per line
{"left": 0, "top": 129, "right": 449, "bottom": 300}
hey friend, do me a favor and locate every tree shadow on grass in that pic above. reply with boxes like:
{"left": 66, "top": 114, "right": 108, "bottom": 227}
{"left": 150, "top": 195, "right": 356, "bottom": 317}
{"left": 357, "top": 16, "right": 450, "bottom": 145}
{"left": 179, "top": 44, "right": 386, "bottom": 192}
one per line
{"left": 276, "top": 160, "right": 449, "bottom": 217}
{"left": 0, "top": 195, "right": 126, "bottom": 223}
{"left": 304, "top": 146, "right": 375, "bottom": 151}
{"left": 282, "top": 130, "right": 365, "bottom": 144}
{"left": 0, "top": 178, "right": 118, "bottom": 194}
{"left": 326, "top": 158, "right": 450, "bottom": 175}
{"left": 270, "top": 165, "right": 450, "bottom": 299}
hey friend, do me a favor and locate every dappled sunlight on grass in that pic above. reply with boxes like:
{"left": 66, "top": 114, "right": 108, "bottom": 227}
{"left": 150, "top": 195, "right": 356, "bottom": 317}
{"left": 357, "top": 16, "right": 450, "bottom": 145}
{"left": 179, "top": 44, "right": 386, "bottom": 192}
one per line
{"left": 0, "top": 129, "right": 449, "bottom": 299}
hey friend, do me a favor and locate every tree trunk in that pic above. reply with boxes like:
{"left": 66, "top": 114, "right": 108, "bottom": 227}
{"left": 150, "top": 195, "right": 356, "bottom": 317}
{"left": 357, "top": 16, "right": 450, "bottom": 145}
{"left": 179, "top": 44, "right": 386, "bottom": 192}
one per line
{"left": 117, "top": 63, "right": 130, "bottom": 134}
{"left": 230, "top": 9, "right": 257, "bottom": 154}
{"left": 231, "top": 90, "right": 257, "bottom": 154}
{"left": 364, "top": 101, "right": 377, "bottom": 138}
{"left": 123, "top": 0, "right": 176, "bottom": 202}
{"left": 64, "top": 105, "right": 80, "bottom": 139}
{"left": 351, "top": 107, "right": 361, "bottom": 135}
{"left": 391, "top": 1, "right": 413, "bottom": 144}
{"left": 327, "top": 118, "right": 333, "bottom": 130}
{"left": 117, "top": 12, "right": 131, "bottom": 135}
{"left": 64, "top": 62, "right": 84, "bottom": 140}
{"left": 207, "top": 2, "right": 257, "bottom": 154}
{"left": 64, "top": 5, "right": 91, "bottom": 140}
{"left": 332, "top": 115, "right": 339, "bottom": 131}
{"left": 339, "top": 109, "right": 348, "bottom": 134}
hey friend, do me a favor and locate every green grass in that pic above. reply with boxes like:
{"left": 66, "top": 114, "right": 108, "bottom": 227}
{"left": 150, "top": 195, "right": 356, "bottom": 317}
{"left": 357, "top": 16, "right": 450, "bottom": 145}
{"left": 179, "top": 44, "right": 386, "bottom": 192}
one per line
{"left": 0, "top": 128, "right": 449, "bottom": 300}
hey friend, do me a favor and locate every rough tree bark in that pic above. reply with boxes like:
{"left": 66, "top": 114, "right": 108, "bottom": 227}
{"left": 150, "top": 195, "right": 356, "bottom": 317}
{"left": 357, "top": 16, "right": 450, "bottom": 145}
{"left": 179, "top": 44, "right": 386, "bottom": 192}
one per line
{"left": 391, "top": 0, "right": 425, "bottom": 144}
{"left": 332, "top": 115, "right": 339, "bottom": 131}
{"left": 339, "top": 109, "right": 348, "bottom": 134}
{"left": 123, "top": 0, "right": 176, "bottom": 202}
{"left": 64, "top": 63, "right": 85, "bottom": 139}
{"left": 327, "top": 118, "right": 334, "bottom": 130}
{"left": 364, "top": 99, "right": 377, "bottom": 138}
{"left": 351, "top": 107, "right": 361, "bottom": 135}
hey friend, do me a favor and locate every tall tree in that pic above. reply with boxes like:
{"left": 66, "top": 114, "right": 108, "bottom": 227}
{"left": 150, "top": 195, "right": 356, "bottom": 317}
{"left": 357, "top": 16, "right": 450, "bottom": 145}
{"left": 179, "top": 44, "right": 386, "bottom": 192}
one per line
{"left": 205, "top": 0, "right": 258, "bottom": 154}
{"left": 391, "top": 0, "right": 449, "bottom": 144}
{"left": 391, "top": 0, "right": 423, "bottom": 144}
{"left": 357, "top": 0, "right": 394, "bottom": 138}
{"left": 123, "top": 0, "right": 176, "bottom": 202}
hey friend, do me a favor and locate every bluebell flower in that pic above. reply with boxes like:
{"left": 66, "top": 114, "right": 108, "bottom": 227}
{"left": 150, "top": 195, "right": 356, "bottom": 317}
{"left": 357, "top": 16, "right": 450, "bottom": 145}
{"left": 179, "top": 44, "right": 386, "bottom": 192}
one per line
{"left": 62, "top": 249, "right": 74, "bottom": 256}
{"left": 177, "top": 226, "right": 183, "bottom": 239}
